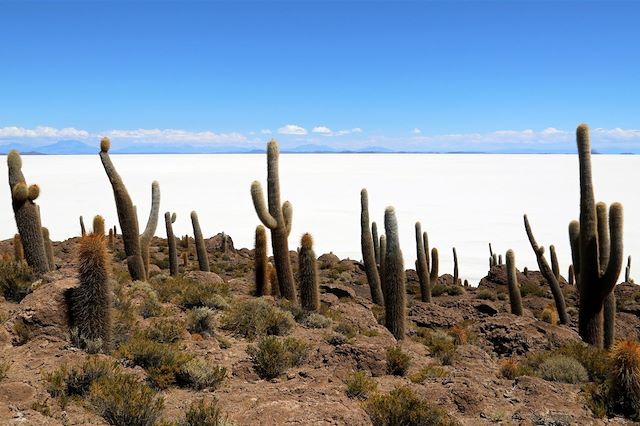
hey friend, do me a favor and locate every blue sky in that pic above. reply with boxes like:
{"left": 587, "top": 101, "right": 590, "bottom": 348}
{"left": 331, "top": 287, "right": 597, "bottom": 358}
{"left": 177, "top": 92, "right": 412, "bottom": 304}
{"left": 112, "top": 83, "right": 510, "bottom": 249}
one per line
{"left": 1, "top": 1, "right": 639, "bottom": 152}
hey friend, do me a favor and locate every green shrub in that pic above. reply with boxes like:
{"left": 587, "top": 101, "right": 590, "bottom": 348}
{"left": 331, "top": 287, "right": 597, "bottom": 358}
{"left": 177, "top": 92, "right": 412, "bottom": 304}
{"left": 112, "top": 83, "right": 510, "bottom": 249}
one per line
{"left": 303, "top": 313, "right": 331, "bottom": 329}
{"left": 0, "top": 260, "right": 34, "bottom": 302}
{"left": 408, "top": 364, "right": 448, "bottom": 383}
{"left": 423, "top": 330, "right": 456, "bottom": 365}
{"left": 177, "top": 358, "right": 226, "bottom": 391}
{"left": 431, "top": 284, "right": 464, "bottom": 297}
{"left": 538, "top": 355, "right": 588, "bottom": 383}
{"left": 186, "top": 307, "right": 216, "bottom": 336}
{"left": 476, "top": 289, "right": 496, "bottom": 301}
{"left": 143, "top": 318, "right": 184, "bottom": 344}
{"left": 221, "top": 298, "right": 294, "bottom": 340}
{"left": 46, "top": 357, "right": 117, "bottom": 408}
{"left": 130, "top": 281, "right": 163, "bottom": 318}
{"left": 90, "top": 372, "right": 164, "bottom": 426}
{"left": 246, "top": 336, "right": 309, "bottom": 379}
{"left": 364, "top": 386, "right": 459, "bottom": 426}
{"left": 151, "top": 276, "right": 228, "bottom": 309}
{"left": 334, "top": 322, "right": 357, "bottom": 339}
{"left": 345, "top": 371, "right": 377, "bottom": 399}
{"left": 180, "top": 398, "right": 230, "bottom": 426}
{"left": 520, "top": 282, "right": 544, "bottom": 297}
{"left": 326, "top": 332, "right": 349, "bottom": 346}
{"left": 386, "top": 346, "right": 411, "bottom": 376}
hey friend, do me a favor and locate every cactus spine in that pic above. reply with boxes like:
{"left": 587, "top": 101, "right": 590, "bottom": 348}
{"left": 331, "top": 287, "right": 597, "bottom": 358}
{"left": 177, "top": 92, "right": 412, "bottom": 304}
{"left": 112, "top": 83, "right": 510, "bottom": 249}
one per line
{"left": 99, "top": 138, "right": 145, "bottom": 281}
{"left": 164, "top": 212, "right": 178, "bottom": 276}
{"left": 298, "top": 233, "right": 320, "bottom": 312}
{"left": 361, "top": 189, "right": 383, "bottom": 305}
{"left": 190, "top": 211, "right": 210, "bottom": 272}
{"left": 70, "top": 230, "right": 112, "bottom": 352}
{"left": 506, "top": 249, "right": 523, "bottom": 316}
{"left": 140, "top": 181, "right": 160, "bottom": 280}
{"left": 13, "top": 234, "right": 24, "bottom": 262}
{"left": 453, "top": 247, "right": 459, "bottom": 285}
{"left": 251, "top": 140, "right": 297, "bottom": 303}
{"left": 415, "top": 222, "right": 431, "bottom": 302}
{"left": 383, "top": 207, "right": 406, "bottom": 340}
{"left": 572, "top": 124, "right": 624, "bottom": 348}
{"left": 524, "top": 214, "right": 569, "bottom": 324}
{"left": 7, "top": 150, "right": 49, "bottom": 274}
{"left": 255, "top": 225, "right": 270, "bottom": 296}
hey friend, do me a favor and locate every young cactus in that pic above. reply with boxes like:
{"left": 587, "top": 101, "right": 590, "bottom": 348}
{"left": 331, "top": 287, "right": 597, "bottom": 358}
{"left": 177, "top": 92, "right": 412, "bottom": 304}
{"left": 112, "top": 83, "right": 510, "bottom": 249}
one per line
{"left": 361, "top": 189, "right": 383, "bottom": 305}
{"left": 505, "top": 249, "right": 523, "bottom": 316}
{"left": 250, "top": 140, "right": 296, "bottom": 303}
{"left": 625, "top": 256, "right": 632, "bottom": 283}
{"left": 571, "top": 124, "right": 624, "bottom": 348}
{"left": 42, "top": 227, "right": 55, "bottom": 269}
{"left": 254, "top": 225, "right": 270, "bottom": 296}
{"left": 140, "top": 181, "right": 161, "bottom": 279}
{"left": 190, "top": 211, "right": 210, "bottom": 272}
{"left": 99, "top": 138, "right": 145, "bottom": 281}
{"left": 164, "top": 212, "right": 178, "bottom": 276}
{"left": 108, "top": 228, "right": 115, "bottom": 250}
{"left": 69, "top": 231, "right": 112, "bottom": 352}
{"left": 79, "top": 216, "right": 86, "bottom": 237}
{"left": 383, "top": 207, "right": 406, "bottom": 340}
{"left": 430, "top": 247, "right": 439, "bottom": 284}
{"left": 298, "top": 233, "right": 320, "bottom": 312}
{"left": 453, "top": 247, "right": 459, "bottom": 285}
{"left": 415, "top": 222, "right": 431, "bottom": 302}
{"left": 7, "top": 150, "right": 49, "bottom": 274}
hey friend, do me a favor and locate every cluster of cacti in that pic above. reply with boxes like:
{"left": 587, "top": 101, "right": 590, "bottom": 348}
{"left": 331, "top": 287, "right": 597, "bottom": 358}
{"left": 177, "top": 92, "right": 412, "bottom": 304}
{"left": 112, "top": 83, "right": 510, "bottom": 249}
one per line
{"left": 69, "top": 218, "right": 112, "bottom": 352}
{"left": 360, "top": 189, "right": 384, "bottom": 305}
{"left": 190, "top": 211, "right": 210, "bottom": 272}
{"left": 251, "top": 140, "right": 296, "bottom": 303}
{"left": 254, "top": 225, "right": 270, "bottom": 296}
{"left": 164, "top": 212, "right": 178, "bottom": 276}
{"left": 140, "top": 181, "right": 161, "bottom": 278}
{"left": 7, "top": 150, "right": 50, "bottom": 274}
{"left": 505, "top": 250, "right": 523, "bottom": 315}
{"left": 415, "top": 222, "right": 438, "bottom": 302}
{"left": 523, "top": 215, "right": 569, "bottom": 324}
{"left": 488, "top": 243, "right": 503, "bottom": 268}
{"left": 298, "top": 233, "right": 320, "bottom": 312}
{"left": 99, "top": 138, "right": 145, "bottom": 281}
{"left": 383, "top": 207, "right": 406, "bottom": 340}
{"left": 570, "top": 124, "right": 624, "bottom": 348}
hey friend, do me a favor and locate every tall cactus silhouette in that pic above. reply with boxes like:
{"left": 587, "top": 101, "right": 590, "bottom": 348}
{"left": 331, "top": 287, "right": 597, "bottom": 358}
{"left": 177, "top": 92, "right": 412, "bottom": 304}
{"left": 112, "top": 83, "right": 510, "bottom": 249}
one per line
{"left": 524, "top": 214, "right": 569, "bottom": 324}
{"left": 505, "top": 249, "right": 523, "bottom": 315}
{"left": 298, "top": 233, "right": 320, "bottom": 312}
{"left": 571, "top": 124, "right": 624, "bottom": 348}
{"left": 254, "top": 225, "right": 270, "bottom": 296}
{"left": 79, "top": 216, "right": 86, "bottom": 236}
{"left": 140, "top": 181, "right": 160, "bottom": 279}
{"left": 596, "top": 201, "right": 617, "bottom": 349}
{"left": 379, "top": 235, "right": 387, "bottom": 295}
{"left": 453, "top": 247, "right": 459, "bottom": 285}
{"left": 99, "top": 138, "right": 145, "bottom": 281}
{"left": 550, "top": 245, "right": 560, "bottom": 281}
{"left": 430, "top": 247, "right": 439, "bottom": 284}
{"left": 361, "top": 189, "right": 383, "bottom": 305}
{"left": 625, "top": 256, "right": 632, "bottom": 282}
{"left": 372, "top": 222, "right": 380, "bottom": 267}
{"left": 415, "top": 222, "right": 431, "bottom": 302}
{"left": 383, "top": 207, "right": 406, "bottom": 340}
{"left": 42, "top": 227, "right": 54, "bottom": 270}
{"left": 164, "top": 212, "right": 178, "bottom": 276}
{"left": 190, "top": 211, "right": 210, "bottom": 272}
{"left": 7, "top": 150, "right": 49, "bottom": 274}
{"left": 251, "top": 140, "right": 296, "bottom": 303}
{"left": 568, "top": 265, "right": 575, "bottom": 286}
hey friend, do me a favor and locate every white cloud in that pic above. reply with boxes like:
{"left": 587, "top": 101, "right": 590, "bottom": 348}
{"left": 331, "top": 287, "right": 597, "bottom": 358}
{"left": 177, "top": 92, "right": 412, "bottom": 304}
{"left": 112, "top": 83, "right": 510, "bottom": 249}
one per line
{"left": 277, "top": 124, "right": 307, "bottom": 135}
{"left": 312, "top": 127, "right": 362, "bottom": 137}
{"left": 104, "top": 128, "right": 247, "bottom": 144}
{"left": 0, "top": 126, "right": 89, "bottom": 139}
{"left": 412, "top": 128, "right": 422, "bottom": 134}
{"left": 312, "top": 126, "right": 332, "bottom": 134}
{"left": 260, "top": 129, "right": 272, "bottom": 134}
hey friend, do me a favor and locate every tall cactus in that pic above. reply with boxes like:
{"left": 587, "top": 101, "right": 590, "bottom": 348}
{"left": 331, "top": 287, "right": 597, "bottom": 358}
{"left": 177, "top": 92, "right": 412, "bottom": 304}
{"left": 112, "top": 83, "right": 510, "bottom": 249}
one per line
{"left": 254, "top": 225, "right": 270, "bottom": 296}
{"left": 550, "top": 245, "right": 560, "bottom": 281}
{"left": 568, "top": 265, "right": 575, "bottom": 286}
{"left": 140, "top": 181, "right": 160, "bottom": 279}
{"left": 597, "top": 201, "right": 617, "bottom": 349}
{"left": 430, "top": 247, "right": 439, "bottom": 284}
{"left": 415, "top": 222, "right": 431, "bottom": 302}
{"left": 70, "top": 230, "right": 112, "bottom": 352}
{"left": 625, "top": 256, "right": 632, "bottom": 282}
{"left": 361, "top": 189, "right": 384, "bottom": 305}
{"left": 383, "top": 207, "right": 406, "bottom": 340}
{"left": 164, "top": 212, "right": 178, "bottom": 276}
{"left": 13, "top": 234, "right": 24, "bottom": 262}
{"left": 42, "top": 227, "right": 55, "bottom": 270}
{"left": 571, "top": 124, "right": 624, "bottom": 348}
{"left": 7, "top": 150, "right": 49, "bottom": 274}
{"left": 524, "top": 214, "right": 569, "bottom": 324}
{"left": 453, "top": 247, "right": 459, "bottom": 285}
{"left": 372, "top": 221, "right": 380, "bottom": 267}
{"left": 190, "top": 211, "right": 210, "bottom": 272}
{"left": 298, "top": 233, "right": 320, "bottom": 312}
{"left": 79, "top": 216, "right": 86, "bottom": 236}
{"left": 99, "top": 138, "right": 145, "bottom": 281}
{"left": 379, "top": 235, "right": 387, "bottom": 295}
{"left": 108, "top": 228, "right": 115, "bottom": 250}
{"left": 251, "top": 140, "right": 296, "bottom": 303}
{"left": 93, "top": 215, "right": 105, "bottom": 236}
{"left": 505, "top": 249, "right": 523, "bottom": 315}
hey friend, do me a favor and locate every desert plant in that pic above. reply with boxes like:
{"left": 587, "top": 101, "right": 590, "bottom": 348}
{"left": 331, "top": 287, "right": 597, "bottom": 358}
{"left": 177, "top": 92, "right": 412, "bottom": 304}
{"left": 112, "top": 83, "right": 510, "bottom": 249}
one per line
{"left": 80, "top": 215, "right": 87, "bottom": 237}
{"left": 303, "top": 312, "right": 331, "bottom": 328}
{"left": 298, "top": 233, "right": 320, "bottom": 311}
{"left": 423, "top": 330, "right": 456, "bottom": 365}
{"left": 505, "top": 249, "right": 523, "bottom": 316}
{"left": 46, "top": 357, "right": 117, "bottom": 406}
{"left": 69, "top": 232, "right": 112, "bottom": 353}
{"left": 549, "top": 244, "right": 560, "bottom": 281}
{"left": 246, "top": 335, "right": 309, "bottom": 379}
{"left": 254, "top": 225, "right": 270, "bottom": 296}
{"left": 140, "top": 181, "right": 160, "bottom": 279}
{"left": 476, "top": 289, "right": 496, "bottom": 301}
{"left": 538, "top": 355, "right": 588, "bottom": 383}
{"left": 570, "top": 124, "right": 624, "bottom": 348}
{"left": 99, "top": 138, "right": 145, "bottom": 281}
{"left": 220, "top": 298, "right": 294, "bottom": 340}
{"left": 41, "top": 227, "right": 55, "bottom": 269}
{"left": 13, "top": 234, "right": 24, "bottom": 261}
{"left": 386, "top": 346, "right": 411, "bottom": 376}
{"left": 181, "top": 398, "right": 229, "bottom": 426}
{"left": 383, "top": 207, "right": 406, "bottom": 340}
{"left": 541, "top": 305, "right": 558, "bottom": 325}
{"left": 177, "top": 358, "right": 226, "bottom": 391}
{"left": 345, "top": 371, "right": 377, "bottom": 399}
{"left": 415, "top": 222, "right": 431, "bottom": 302}
{"left": 186, "top": 307, "right": 216, "bottom": 336}
{"left": 164, "top": 212, "right": 178, "bottom": 276}
{"left": 361, "top": 189, "right": 383, "bottom": 305}
{"left": 452, "top": 247, "right": 459, "bottom": 285}
{"left": 568, "top": 264, "right": 575, "bottom": 285}
{"left": 607, "top": 340, "right": 640, "bottom": 420}
{"left": 7, "top": 150, "right": 49, "bottom": 274}
{"left": 625, "top": 255, "right": 632, "bottom": 283}
{"left": 0, "top": 259, "right": 34, "bottom": 302}
{"left": 251, "top": 140, "right": 296, "bottom": 303}
{"left": 143, "top": 318, "right": 184, "bottom": 343}
{"left": 190, "top": 211, "right": 210, "bottom": 272}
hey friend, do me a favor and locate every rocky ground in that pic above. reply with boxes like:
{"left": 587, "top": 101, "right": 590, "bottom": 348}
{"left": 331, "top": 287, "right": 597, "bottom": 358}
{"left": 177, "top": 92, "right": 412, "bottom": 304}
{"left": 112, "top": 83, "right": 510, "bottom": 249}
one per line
{"left": 0, "top": 233, "right": 639, "bottom": 425}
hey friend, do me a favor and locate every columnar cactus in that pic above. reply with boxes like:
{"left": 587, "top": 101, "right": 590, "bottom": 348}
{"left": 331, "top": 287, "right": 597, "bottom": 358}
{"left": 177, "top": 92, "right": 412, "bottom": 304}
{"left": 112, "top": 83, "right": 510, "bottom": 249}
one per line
{"left": 549, "top": 245, "right": 560, "bottom": 281}
{"left": 7, "top": 150, "right": 49, "bottom": 274}
{"left": 360, "top": 189, "right": 384, "bottom": 305}
{"left": 568, "top": 265, "right": 575, "bottom": 286}
{"left": 415, "top": 222, "right": 431, "bottom": 302}
{"left": 251, "top": 140, "right": 296, "bottom": 303}
{"left": 108, "top": 228, "right": 115, "bottom": 250}
{"left": 372, "top": 221, "right": 380, "bottom": 267}
{"left": 99, "top": 138, "right": 145, "bottom": 281}
{"left": 42, "top": 227, "right": 54, "bottom": 269}
{"left": 69, "top": 231, "right": 112, "bottom": 352}
{"left": 298, "top": 233, "right": 320, "bottom": 312}
{"left": 182, "top": 252, "right": 188, "bottom": 268}
{"left": 79, "top": 216, "right": 86, "bottom": 236}
{"left": 383, "top": 207, "right": 406, "bottom": 340}
{"left": 379, "top": 235, "right": 387, "bottom": 295}
{"left": 93, "top": 215, "right": 105, "bottom": 236}
{"left": 13, "top": 234, "right": 24, "bottom": 262}
{"left": 190, "top": 211, "right": 210, "bottom": 272}
{"left": 571, "top": 124, "right": 624, "bottom": 348}
{"left": 596, "top": 201, "right": 617, "bottom": 349}
{"left": 140, "top": 181, "right": 160, "bottom": 279}
{"left": 164, "top": 212, "right": 178, "bottom": 276}
{"left": 625, "top": 256, "right": 632, "bottom": 282}
{"left": 255, "top": 225, "right": 270, "bottom": 296}
{"left": 524, "top": 214, "right": 569, "bottom": 324}
{"left": 453, "top": 247, "right": 459, "bottom": 285}
{"left": 430, "top": 247, "right": 439, "bottom": 284}
{"left": 505, "top": 249, "right": 523, "bottom": 316}
{"left": 268, "top": 262, "right": 280, "bottom": 297}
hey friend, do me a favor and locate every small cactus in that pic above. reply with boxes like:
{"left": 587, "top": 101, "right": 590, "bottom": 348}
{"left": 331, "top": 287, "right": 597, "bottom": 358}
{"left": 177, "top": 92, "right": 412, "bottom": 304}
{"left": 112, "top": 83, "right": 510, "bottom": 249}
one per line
{"left": 608, "top": 340, "right": 640, "bottom": 419}
{"left": 92, "top": 215, "right": 105, "bottom": 236}
{"left": 453, "top": 247, "right": 459, "bottom": 285}
{"left": 190, "top": 211, "right": 210, "bottom": 272}
{"left": 182, "top": 251, "right": 188, "bottom": 268}
{"left": 254, "top": 225, "right": 270, "bottom": 296}
{"left": 13, "top": 234, "right": 24, "bottom": 262}
{"left": 140, "top": 181, "right": 161, "bottom": 280}
{"left": 625, "top": 256, "right": 632, "bottom": 283}
{"left": 42, "top": 227, "right": 54, "bottom": 269}
{"left": 268, "top": 262, "right": 279, "bottom": 298}
{"left": 164, "top": 212, "right": 178, "bottom": 276}
{"left": 505, "top": 250, "right": 523, "bottom": 316}
{"left": 108, "top": 228, "right": 115, "bottom": 250}
{"left": 298, "top": 233, "right": 320, "bottom": 312}
{"left": 430, "top": 247, "right": 439, "bottom": 284}
{"left": 383, "top": 207, "right": 406, "bottom": 340}
{"left": 79, "top": 216, "right": 86, "bottom": 236}
{"left": 414, "top": 222, "right": 431, "bottom": 302}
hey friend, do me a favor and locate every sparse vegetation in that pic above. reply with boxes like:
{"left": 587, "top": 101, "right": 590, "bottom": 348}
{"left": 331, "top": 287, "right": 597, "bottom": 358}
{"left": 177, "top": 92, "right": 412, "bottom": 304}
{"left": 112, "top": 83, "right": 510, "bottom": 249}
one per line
{"left": 0, "top": 260, "right": 34, "bottom": 302}
{"left": 221, "top": 298, "right": 294, "bottom": 340}
{"left": 177, "top": 358, "right": 227, "bottom": 391}
{"left": 386, "top": 346, "right": 411, "bottom": 376}
{"left": 538, "top": 355, "right": 588, "bottom": 383}
{"left": 246, "top": 336, "right": 309, "bottom": 379}
{"left": 180, "top": 398, "right": 230, "bottom": 426}
{"left": 345, "top": 371, "right": 377, "bottom": 399}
